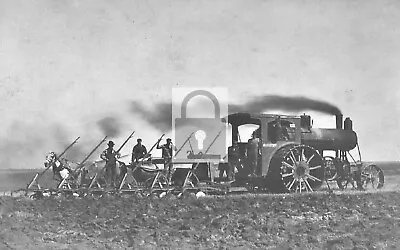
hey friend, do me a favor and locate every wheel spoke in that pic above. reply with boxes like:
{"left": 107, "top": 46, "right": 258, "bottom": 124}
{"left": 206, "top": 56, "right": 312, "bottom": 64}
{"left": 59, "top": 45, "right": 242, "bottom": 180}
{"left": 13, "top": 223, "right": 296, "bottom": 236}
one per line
{"left": 307, "top": 174, "right": 321, "bottom": 182}
{"left": 345, "top": 179, "right": 350, "bottom": 189}
{"left": 304, "top": 179, "right": 313, "bottom": 192}
{"left": 297, "top": 148, "right": 301, "bottom": 162}
{"left": 299, "top": 179, "right": 302, "bottom": 193}
{"left": 290, "top": 151, "right": 297, "bottom": 164}
{"left": 282, "top": 161, "right": 296, "bottom": 170}
{"left": 282, "top": 172, "right": 294, "bottom": 178}
{"left": 307, "top": 154, "right": 315, "bottom": 164}
{"left": 301, "top": 148, "right": 305, "bottom": 161}
{"left": 309, "top": 165, "right": 322, "bottom": 171}
{"left": 287, "top": 179, "right": 296, "bottom": 190}
{"left": 370, "top": 179, "right": 376, "bottom": 189}
{"left": 302, "top": 179, "right": 308, "bottom": 192}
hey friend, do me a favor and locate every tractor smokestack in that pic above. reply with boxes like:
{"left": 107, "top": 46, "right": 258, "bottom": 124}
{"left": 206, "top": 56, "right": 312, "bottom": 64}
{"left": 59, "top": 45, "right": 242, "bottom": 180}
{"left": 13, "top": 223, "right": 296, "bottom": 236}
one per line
{"left": 344, "top": 117, "right": 353, "bottom": 131}
{"left": 336, "top": 114, "right": 343, "bottom": 130}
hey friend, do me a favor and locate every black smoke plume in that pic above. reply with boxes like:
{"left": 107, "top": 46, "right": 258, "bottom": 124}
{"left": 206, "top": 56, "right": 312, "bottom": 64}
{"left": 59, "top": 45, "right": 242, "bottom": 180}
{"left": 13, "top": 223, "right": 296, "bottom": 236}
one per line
{"left": 130, "top": 101, "right": 172, "bottom": 132}
{"left": 51, "top": 124, "right": 86, "bottom": 162}
{"left": 229, "top": 95, "right": 342, "bottom": 115}
{"left": 129, "top": 95, "right": 341, "bottom": 132}
{"left": 96, "top": 116, "right": 121, "bottom": 138}
{"left": 0, "top": 122, "right": 89, "bottom": 169}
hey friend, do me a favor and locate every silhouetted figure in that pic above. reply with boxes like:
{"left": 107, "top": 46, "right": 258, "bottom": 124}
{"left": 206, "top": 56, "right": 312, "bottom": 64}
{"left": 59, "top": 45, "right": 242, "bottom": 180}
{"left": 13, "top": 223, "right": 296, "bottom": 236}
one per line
{"left": 226, "top": 141, "right": 240, "bottom": 180}
{"left": 157, "top": 138, "right": 177, "bottom": 183}
{"left": 132, "top": 139, "right": 147, "bottom": 163}
{"left": 246, "top": 138, "right": 259, "bottom": 177}
{"left": 100, "top": 141, "right": 121, "bottom": 188}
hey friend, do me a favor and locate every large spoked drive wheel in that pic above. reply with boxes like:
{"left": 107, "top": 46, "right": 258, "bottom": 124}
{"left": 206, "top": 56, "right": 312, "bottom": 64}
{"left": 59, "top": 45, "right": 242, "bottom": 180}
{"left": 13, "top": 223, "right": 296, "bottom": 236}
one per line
{"left": 360, "top": 164, "right": 384, "bottom": 190}
{"left": 276, "top": 145, "right": 325, "bottom": 193}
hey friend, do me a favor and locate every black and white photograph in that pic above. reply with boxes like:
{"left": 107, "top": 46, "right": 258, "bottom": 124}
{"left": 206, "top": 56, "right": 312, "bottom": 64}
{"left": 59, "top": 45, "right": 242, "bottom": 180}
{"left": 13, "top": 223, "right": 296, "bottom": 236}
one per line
{"left": 0, "top": 0, "right": 399, "bottom": 249}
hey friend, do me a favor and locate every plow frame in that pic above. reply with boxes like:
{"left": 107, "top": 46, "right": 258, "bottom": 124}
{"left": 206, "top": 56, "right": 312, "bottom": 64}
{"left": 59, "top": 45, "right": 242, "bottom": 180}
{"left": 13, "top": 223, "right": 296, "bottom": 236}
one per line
{"left": 323, "top": 143, "right": 385, "bottom": 191}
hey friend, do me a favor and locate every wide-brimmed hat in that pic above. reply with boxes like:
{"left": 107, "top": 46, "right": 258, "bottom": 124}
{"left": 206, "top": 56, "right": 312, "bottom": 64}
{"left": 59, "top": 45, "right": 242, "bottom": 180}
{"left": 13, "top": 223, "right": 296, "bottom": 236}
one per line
{"left": 108, "top": 141, "right": 115, "bottom": 146}
{"left": 166, "top": 138, "right": 172, "bottom": 142}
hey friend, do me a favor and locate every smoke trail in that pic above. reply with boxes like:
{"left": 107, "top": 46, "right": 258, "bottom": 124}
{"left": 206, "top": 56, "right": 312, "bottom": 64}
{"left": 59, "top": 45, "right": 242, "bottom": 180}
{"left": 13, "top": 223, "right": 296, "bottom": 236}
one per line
{"left": 129, "top": 95, "right": 341, "bottom": 132}
{"left": 229, "top": 95, "right": 342, "bottom": 115}
{"left": 130, "top": 97, "right": 222, "bottom": 132}
{"left": 130, "top": 101, "right": 172, "bottom": 132}
{"left": 96, "top": 116, "right": 121, "bottom": 138}
{"left": 0, "top": 121, "right": 47, "bottom": 169}
{"left": 51, "top": 124, "right": 87, "bottom": 162}
{"left": 52, "top": 123, "right": 109, "bottom": 166}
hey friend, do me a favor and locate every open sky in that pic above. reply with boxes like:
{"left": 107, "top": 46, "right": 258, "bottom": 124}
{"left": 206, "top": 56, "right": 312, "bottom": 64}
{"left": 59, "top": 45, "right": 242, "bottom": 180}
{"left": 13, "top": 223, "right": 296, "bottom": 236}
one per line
{"left": 1, "top": 0, "right": 399, "bottom": 169}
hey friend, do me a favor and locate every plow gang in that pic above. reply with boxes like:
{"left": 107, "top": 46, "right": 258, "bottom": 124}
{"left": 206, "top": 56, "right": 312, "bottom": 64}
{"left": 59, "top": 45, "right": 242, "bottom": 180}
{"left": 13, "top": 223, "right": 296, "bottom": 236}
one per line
{"left": 100, "top": 141, "right": 121, "bottom": 188}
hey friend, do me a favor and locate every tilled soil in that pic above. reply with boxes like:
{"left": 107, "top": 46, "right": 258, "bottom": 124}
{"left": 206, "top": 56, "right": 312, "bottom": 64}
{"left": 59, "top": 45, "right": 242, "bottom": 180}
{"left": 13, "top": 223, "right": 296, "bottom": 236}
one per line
{"left": 1, "top": 190, "right": 400, "bottom": 250}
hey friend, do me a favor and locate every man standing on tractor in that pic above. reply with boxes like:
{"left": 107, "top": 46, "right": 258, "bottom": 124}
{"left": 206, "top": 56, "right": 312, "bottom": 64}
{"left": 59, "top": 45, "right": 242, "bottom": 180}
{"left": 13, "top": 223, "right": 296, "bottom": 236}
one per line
{"left": 157, "top": 138, "right": 177, "bottom": 183}
{"left": 227, "top": 141, "right": 241, "bottom": 180}
{"left": 100, "top": 141, "right": 121, "bottom": 188}
{"left": 246, "top": 137, "right": 259, "bottom": 177}
{"left": 132, "top": 138, "right": 147, "bottom": 163}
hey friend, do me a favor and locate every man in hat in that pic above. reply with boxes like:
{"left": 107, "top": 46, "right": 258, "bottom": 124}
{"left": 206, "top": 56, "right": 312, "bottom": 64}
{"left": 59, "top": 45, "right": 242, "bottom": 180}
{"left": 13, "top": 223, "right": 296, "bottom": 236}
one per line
{"left": 132, "top": 138, "right": 148, "bottom": 163}
{"left": 157, "top": 138, "right": 177, "bottom": 183}
{"left": 100, "top": 141, "right": 121, "bottom": 188}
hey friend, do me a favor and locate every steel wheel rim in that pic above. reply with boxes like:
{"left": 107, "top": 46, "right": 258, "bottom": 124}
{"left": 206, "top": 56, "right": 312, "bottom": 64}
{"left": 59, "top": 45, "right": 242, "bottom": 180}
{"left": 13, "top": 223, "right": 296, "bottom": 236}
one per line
{"left": 362, "top": 165, "right": 384, "bottom": 189}
{"left": 280, "top": 145, "right": 324, "bottom": 193}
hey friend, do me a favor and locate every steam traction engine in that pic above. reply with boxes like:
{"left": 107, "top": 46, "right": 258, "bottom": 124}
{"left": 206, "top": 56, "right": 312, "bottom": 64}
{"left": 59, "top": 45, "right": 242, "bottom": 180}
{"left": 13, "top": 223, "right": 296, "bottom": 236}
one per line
{"left": 227, "top": 112, "right": 384, "bottom": 193}
{"left": 25, "top": 112, "right": 385, "bottom": 197}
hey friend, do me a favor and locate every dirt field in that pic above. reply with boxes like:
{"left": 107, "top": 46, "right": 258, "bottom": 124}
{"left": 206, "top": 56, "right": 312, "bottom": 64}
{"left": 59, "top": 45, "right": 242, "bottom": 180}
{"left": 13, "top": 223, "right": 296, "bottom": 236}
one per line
{"left": 1, "top": 188, "right": 400, "bottom": 249}
{"left": 0, "top": 163, "right": 399, "bottom": 249}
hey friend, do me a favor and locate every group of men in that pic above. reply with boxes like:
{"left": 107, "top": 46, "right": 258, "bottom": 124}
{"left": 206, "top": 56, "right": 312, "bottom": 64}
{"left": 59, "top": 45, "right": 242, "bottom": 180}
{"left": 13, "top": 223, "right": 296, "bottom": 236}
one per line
{"left": 45, "top": 131, "right": 264, "bottom": 187}
{"left": 100, "top": 137, "right": 177, "bottom": 187}
{"left": 45, "top": 137, "right": 177, "bottom": 188}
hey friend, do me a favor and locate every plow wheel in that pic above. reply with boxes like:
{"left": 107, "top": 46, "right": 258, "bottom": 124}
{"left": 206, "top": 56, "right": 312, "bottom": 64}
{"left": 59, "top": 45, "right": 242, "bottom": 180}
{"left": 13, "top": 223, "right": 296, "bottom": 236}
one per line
{"left": 360, "top": 164, "right": 384, "bottom": 190}
{"left": 269, "top": 144, "right": 325, "bottom": 193}
{"left": 336, "top": 162, "right": 356, "bottom": 190}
